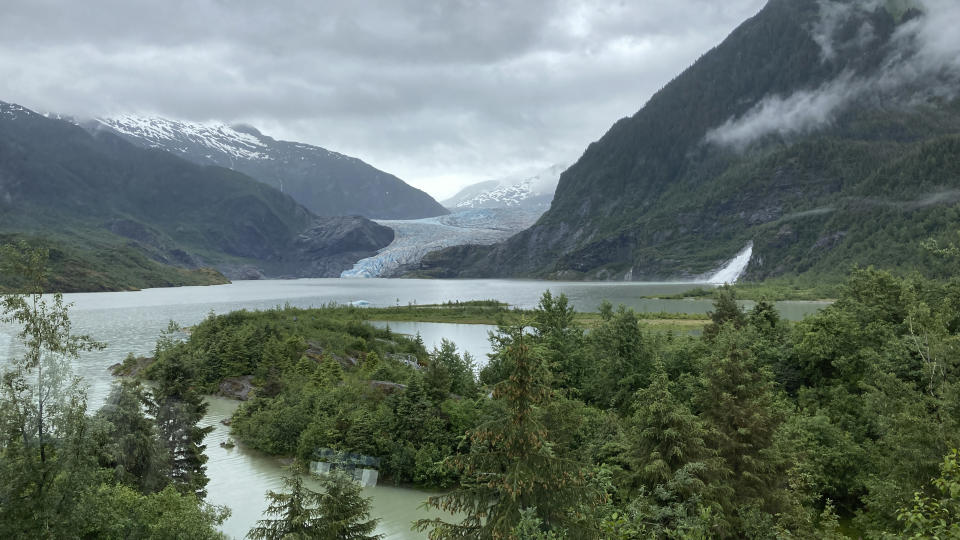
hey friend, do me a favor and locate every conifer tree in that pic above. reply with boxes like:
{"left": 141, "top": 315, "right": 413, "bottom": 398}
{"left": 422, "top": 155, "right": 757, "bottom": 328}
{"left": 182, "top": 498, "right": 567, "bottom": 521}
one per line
{"left": 96, "top": 379, "right": 171, "bottom": 493}
{"left": 150, "top": 343, "right": 213, "bottom": 498}
{"left": 628, "top": 359, "right": 715, "bottom": 493}
{"left": 584, "top": 306, "right": 652, "bottom": 411}
{"left": 703, "top": 286, "right": 746, "bottom": 340}
{"left": 694, "top": 328, "right": 789, "bottom": 527}
{"left": 617, "top": 359, "right": 723, "bottom": 537}
{"left": 248, "top": 467, "right": 380, "bottom": 540}
{"left": 416, "top": 323, "right": 602, "bottom": 539}
{"left": 532, "top": 291, "right": 586, "bottom": 391}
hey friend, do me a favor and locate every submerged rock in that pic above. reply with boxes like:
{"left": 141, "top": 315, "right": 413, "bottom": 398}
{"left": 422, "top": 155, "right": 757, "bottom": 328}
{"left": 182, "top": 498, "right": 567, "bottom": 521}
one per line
{"left": 218, "top": 375, "right": 255, "bottom": 401}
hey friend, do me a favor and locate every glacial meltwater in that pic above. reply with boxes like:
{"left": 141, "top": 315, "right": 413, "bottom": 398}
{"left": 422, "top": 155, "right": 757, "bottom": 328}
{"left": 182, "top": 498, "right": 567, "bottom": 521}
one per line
{"left": 0, "top": 278, "right": 827, "bottom": 538}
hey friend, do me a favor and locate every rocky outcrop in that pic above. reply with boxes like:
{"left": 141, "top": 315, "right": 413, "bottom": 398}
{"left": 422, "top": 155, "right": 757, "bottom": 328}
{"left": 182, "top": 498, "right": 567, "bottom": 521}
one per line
{"left": 219, "top": 375, "right": 255, "bottom": 401}
{"left": 291, "top": 216, "right": 395, "bottom": 277}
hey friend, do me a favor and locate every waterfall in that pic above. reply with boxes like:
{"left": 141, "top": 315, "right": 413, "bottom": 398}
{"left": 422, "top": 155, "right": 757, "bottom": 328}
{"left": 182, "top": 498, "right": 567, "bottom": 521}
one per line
{"left": 707, "top": 242, "right": 753, "bottom": 284}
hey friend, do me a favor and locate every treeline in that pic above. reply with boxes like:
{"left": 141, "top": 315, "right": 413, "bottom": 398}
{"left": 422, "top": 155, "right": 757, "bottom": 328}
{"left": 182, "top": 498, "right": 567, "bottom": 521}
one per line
{"left": 0, "top": 243, "right": 227, "bottom": 539}
{"left": 145, "top": 269, "right": 960, "bottom": 538}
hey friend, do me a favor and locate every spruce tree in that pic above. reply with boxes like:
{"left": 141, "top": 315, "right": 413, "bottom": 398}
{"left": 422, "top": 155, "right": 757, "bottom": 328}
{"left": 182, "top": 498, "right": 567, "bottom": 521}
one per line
{"left": 248, "top": 467, "right": 380, "bottom": 540}
{"left": 617, "top": 359, "right": 726, "bottom": 537}
{"left": 694, "top": 327, "right": 789, "bottom": 530}
{"left": 313, "top": 470, "right": 382, "bottom": 540}
{"left": 703, "top": 286, "right": 746, "bottom": 341}
{"left": 150, "top": 344, "right": 213, "bottom": 498}
{"left": 532, "top": 291, "right": 586, "bottom": 390}
{"left": 96, "top": 379, "right": 171, "bottom": 493}
{"left": 416, "top": 323, "right": 601, "bottom": 539}
{"left": 627, "top": 359, "right": 715, "bottom": 494}
{"left": 584, "top": 306, "right": 652, "bottom": 412}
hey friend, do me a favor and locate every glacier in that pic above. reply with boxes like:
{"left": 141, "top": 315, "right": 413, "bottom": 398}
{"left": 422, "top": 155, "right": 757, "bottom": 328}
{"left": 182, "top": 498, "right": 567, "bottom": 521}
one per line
{"left": 341, "top": 208, "right": 540, "bottom": 278}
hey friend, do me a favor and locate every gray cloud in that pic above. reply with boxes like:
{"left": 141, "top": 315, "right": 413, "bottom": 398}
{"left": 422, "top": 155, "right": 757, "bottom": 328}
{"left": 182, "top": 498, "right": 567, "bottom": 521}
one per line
{"left": 706, "top": 0, "right": 960, "bottom": 150}
{"left": 0, "top": 0, "right": 764, "bottom": 199}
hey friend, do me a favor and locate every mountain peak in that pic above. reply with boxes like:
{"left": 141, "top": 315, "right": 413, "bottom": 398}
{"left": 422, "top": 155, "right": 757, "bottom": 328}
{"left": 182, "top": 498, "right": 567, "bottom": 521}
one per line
{"left": 90, "top": 115, "right": 449, "bottom": 219}
{"left": 96, "top": 115, "right": 272, "bottom": 161}
{"left": 442, "top": 163, "right": 568, "bottom": 212}
{"left": 229, "top": 123, "right": 263, "bottom": 137}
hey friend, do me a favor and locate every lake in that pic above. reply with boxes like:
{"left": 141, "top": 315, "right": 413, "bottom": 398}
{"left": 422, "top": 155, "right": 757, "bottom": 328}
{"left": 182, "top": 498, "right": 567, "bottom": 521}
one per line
{"left": 0, "top": 278, "right": 828, "bottom": 538}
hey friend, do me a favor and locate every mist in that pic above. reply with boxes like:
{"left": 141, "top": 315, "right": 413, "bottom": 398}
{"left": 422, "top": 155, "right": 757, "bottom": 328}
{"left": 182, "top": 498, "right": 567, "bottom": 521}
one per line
{"left": 706, "top": 0, "right": 960, "bottom": 149}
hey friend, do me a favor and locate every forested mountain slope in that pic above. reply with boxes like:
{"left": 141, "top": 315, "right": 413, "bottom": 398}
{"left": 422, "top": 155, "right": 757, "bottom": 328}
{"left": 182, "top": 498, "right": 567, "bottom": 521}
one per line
{"left": 0, "top": 102, "right": 393, "bottom": 290}
{"left": 87, "top": 117, "right": 448, "bottom": 220}
{"left": 420, "top": 0, "right": 960, "bottom": 283}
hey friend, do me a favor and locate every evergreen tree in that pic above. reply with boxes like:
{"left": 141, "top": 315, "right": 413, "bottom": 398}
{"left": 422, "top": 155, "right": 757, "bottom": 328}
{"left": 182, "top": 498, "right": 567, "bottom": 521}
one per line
{"left": 694, "top": 328, "right": 790, "bottom": 533}
{"left": 532, "top": 291, "right": 586, "bottom": 391}
{"left": 584, "top": 306, "right": 653, "bottom": 412}
{"left": 248, "top": 467, "right": 381, "bottom": 540}
{"left": 313, "top": 470, "right": 382, "bottom": 540}
{"left": 96, "top": 379, "right": 171, "bottom": 493}
{"left": 703, "top": 286, "right": 746, "bottom": 341}
{"left": 615, "top": 360, "right": 723, "bottom": 537}
{"left": 429, "top": 339, "right": 477, "bottom": 398}
{"left": 150, "top": 344, "right": 213, "bottom": 498}
{"left": 627, "top": 359, "right": 715, "bottom": 493}
{"left": 416, "top": 323, "right": 602, "bottom": 539}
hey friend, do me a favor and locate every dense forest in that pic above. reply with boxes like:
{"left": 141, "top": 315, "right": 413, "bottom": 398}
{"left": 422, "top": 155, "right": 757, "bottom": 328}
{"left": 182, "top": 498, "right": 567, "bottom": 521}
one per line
{"left": 141, "top": 271, "right": 959, "bottom": 536}
{"left": 3, "top": 239, "right": 960, "bottom": 538}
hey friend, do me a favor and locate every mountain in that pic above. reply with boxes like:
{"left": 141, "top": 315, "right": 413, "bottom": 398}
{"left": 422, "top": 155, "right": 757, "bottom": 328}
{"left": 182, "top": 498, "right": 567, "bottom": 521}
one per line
{"left": 419, "top": 0, "right": 960, "bottom": 283}
{"left": 86, "top": 116, "right": 448, "bottom": 220}
{"left": 441, "top": 164, "right": 566, "bottom": 212}
{"left": 0, "top": 102, "right": 394, "bottom": 291}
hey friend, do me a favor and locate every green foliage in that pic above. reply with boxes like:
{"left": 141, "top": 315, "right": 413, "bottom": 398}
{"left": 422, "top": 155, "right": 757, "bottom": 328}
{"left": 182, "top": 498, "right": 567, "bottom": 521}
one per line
{"left": 416, "top": 323, "right": 603, "bottom": 539}
{"left": 95, "top": 380, "right": 171, "bottom": 493}
{"left": 703, "top": 286, "right": 746, "bottom": 340}
{"left": 891, "top": 449, "right": 960, "bottom": 539}
{"left": 0, "top": 242, "right": 225, "bottom": 538}
{"left": 80, "top": 484, "right": 229, "bottom": 540}
{"left": 248, "top": 467, "right": 381, "bottom": 540}
{"left": 139, "top": 277, "right": 960, "bottom": 539}
{"left": 583, "top": 305, "right": 655, "bottom": 412}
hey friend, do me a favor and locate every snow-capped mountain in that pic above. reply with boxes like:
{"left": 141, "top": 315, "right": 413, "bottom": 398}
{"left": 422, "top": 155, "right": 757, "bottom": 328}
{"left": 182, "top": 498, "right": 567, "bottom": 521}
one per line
{"left": 442, "top": 163, "right": 567, "bottom": 212}
{"left": 95, "top": 116, "right": 276, "bottom": 162}
{"left": 85, "top": 116, "right": 448, "bottom": 220}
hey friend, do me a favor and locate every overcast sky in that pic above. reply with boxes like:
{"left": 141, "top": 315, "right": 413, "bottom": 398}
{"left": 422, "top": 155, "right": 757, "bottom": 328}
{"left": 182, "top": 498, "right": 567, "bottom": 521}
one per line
{"left": 0, "top": 0, "right": 766, "bottom": 200}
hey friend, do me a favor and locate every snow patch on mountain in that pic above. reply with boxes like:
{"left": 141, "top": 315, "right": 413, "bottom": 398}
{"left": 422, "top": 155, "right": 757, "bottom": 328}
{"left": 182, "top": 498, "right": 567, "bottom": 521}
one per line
{"left": 342, "top": 208, "right": 540, "bottom": 278}
{"left": 0, "top": 102, "right": 35, "bottom": 119}
{"left": 443, "top": 163, "right": 567, "bottom": 211}
{"left": 96, "top": 116, "right": 273, "bottom": 161}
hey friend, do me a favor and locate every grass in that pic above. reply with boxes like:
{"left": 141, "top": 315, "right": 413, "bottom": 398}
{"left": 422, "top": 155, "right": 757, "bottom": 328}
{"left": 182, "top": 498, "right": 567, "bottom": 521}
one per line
{"left": 645, "top": 281, "right": 840, "bottom": 302}
{"left": 346, "top": 300, "right": 709, "bottom": 331}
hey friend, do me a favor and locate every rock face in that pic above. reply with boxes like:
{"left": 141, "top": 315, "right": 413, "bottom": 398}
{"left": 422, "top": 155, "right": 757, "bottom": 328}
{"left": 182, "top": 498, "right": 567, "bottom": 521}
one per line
{"left": 87, "top": 117, "right": 449, "bottom": 220}
{"left": 292, "top": 216, "right": 395, "bottom": 277}
{"left": 219, "top": 375, "right": 255, "bottom": 401}
{"left": 421, "top": 0, "right": 960, "bottom": 283}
